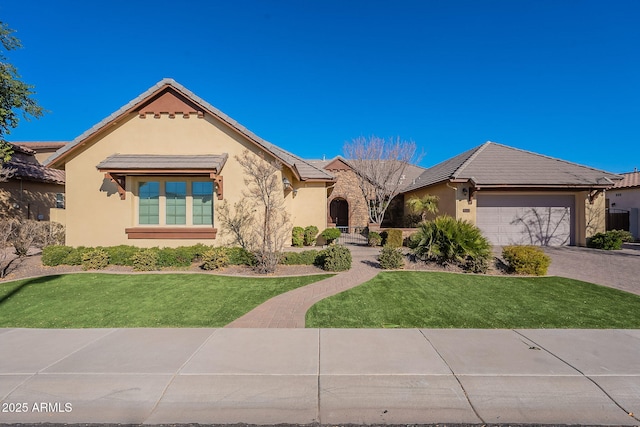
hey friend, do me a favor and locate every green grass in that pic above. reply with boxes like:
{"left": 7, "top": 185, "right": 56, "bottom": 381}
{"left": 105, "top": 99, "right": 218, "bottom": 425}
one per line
{"left": 306, "top": 272, "right": 640, "bottom": 329}
{"left": 0, "top": 273, "right": 333, "bottom": 328}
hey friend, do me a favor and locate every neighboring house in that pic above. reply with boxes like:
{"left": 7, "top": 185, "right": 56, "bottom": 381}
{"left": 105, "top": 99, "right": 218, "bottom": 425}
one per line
{"left": 0, "top": 143, "right": 65, "bottom": 221}
{"left": 45, "top": 79, "right": 334, "bottom": 248}
{"left": 402, "top": 142, "right": 621, "bottom": 246}
{"left": 16, "top": 142, "right": 68, "bottom": 164}
{"left": 606, "top": 170, "right": 640, "bottom": 240}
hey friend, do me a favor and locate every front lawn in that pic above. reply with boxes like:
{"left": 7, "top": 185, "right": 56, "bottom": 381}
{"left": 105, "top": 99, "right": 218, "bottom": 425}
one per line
{"left": 0, "top": 273, "right": 332, "bottom": 328}
{"left": 306, "top": 272, "right": 640, "bottom": 328}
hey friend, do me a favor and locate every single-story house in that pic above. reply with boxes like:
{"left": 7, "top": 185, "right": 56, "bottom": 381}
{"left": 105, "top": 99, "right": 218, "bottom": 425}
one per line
{"left": 45, "top": 79, "right": 334, "bottom": 247}
{"left": 41, "top": 79, "right": 621, "bottom": 248}
{"left": 0, "top": 143, "right": 65, "bottom": 221}
{"left": 401, "top": 142, "right": 621, "bottom": 246}
{"left": 606, "top": 170, "right": 640, "bottom": 239}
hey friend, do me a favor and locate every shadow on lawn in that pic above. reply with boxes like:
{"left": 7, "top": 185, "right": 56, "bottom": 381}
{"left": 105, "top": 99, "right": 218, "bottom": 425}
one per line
{"left": 0, "top": 275, "right": 62, "bottom": 306}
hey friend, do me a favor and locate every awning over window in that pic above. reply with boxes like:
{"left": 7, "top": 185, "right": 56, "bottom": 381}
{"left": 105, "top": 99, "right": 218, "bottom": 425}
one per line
{"left": 96, "top": 153, "right": 227, "bottom": 200}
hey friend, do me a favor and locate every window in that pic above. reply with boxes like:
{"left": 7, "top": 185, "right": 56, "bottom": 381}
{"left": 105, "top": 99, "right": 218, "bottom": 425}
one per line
{"left": 55, "top": 193, "right": 65, "bottom": 209}
{"left": 165, "top": 181, "right": 186, "bottom": 225}
{"left": 139, "top": 181, "right": 160, "bottom": 224}
{"left": 137, "top": 179, "right": 213, "bottom": 226}
{"left": 192, "top": 181, "right": 213, "bottom": 225}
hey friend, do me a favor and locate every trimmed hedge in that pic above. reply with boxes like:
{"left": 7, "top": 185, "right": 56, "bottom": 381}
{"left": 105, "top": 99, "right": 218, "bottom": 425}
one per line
{"left": 304, "top": 225, "right": 319, "bottom": 246}
{"left": 379, "top": 246, "right": 404, "bottom": 269}
{"left": 321, "top": 228, "right": 341, "bottom": 244}
{"left": 292, "top": 226, "right": 305, "bottom": 247}
{"left": 368, "top": 231, "right": 382, "bottom": 247}
{"left": 132, "top": 248, "right": 159, "bottom": 271}
{"left": 81, "top": 248, "right": 109, "bottom": 271}
{"left": 384, "top": 229, "right": 403, "bottom": 248}
{"left": 317, "top": 245, "right": 351, "bottom": 271}
{"left": 200, "top": 248, "right": 230, "bottom": 270}
{"left": 281, "top": 250, "right": 320, "bottom": 265}
{"left": 587, "top": 231, "right": 623, "bottom": 250}
{"left": 502, "top": 245, "right": 551, "bottom": 276}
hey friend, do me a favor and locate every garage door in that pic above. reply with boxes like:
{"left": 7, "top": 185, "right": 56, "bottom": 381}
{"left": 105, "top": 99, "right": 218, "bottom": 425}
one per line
{"left": 476, "top": 194, "right": 575, "bottom": 246}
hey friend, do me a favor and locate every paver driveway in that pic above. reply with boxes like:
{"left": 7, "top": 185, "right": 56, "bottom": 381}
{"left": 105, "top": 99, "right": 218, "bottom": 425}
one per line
{"left": 543, "top": 244, "right": 640, "bottom": 295}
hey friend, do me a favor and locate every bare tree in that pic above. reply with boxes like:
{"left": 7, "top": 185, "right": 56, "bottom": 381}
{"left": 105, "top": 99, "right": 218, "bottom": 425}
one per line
{"left": 344, "top": 136, "right": 419, "bottom": 225}
{"left": 236, "top": 150, "right": 291, "bottom": 273}
{"left": 215, "top": 198, "right": 256, "bottom": 250}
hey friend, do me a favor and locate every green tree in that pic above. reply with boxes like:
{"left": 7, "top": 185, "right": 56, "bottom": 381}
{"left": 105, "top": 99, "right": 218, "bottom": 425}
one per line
{"left": 0, "top": 22, "right": 44, "bottom": 166}
{"left": 407, "top": 194, "right": 439, "bottom": 221}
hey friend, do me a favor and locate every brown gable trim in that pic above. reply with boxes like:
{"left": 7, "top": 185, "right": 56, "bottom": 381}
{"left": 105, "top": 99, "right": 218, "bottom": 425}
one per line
{"left": 137, "top": 88, "right": 203, "bottom": 119}
{"left": 323, "top": 157, "right": 352, "bottom": 171}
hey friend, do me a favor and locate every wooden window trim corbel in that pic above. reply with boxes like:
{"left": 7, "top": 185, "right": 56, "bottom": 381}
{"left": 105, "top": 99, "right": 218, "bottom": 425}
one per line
{"left": 105, "top": 172, "right": 126, "bottom": 200}
{"left": 211, "top": 173, "right": 224, "bottom": 200}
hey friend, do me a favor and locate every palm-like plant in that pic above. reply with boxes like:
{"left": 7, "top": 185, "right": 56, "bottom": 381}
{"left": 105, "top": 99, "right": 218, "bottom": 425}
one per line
{"left": 409, "top": 215, "right": 492, "bottom": 272}
{"left": 407, "top": 195, "right": 439, "bottom": 221}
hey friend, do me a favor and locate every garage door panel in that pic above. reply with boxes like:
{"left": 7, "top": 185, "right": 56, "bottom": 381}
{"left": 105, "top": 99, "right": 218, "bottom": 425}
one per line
{"left": 476, "top": 195, "right": 574, "bottom": 246}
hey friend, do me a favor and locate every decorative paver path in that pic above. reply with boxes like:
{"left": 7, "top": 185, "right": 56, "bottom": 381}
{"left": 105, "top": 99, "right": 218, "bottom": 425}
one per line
{"left": 225, "top": 245, "right": 380, "bottom": 328}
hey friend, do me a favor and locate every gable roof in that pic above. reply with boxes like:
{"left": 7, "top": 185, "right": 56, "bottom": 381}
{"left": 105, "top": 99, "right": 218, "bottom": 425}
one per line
{"left": 45, "top": 79, "right": 333, "bottom": 182}
{"left": 403, "top": 141, "right": 621, "bottom": 192}
{"left": 3, "top": 143, "right": 65, "bottom": 185}
{"left": 613, "top": 171, "right": 640, "bottom": 189}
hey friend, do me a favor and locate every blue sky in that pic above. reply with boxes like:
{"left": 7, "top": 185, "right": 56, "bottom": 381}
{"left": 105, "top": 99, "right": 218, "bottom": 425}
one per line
{"left": 2, "top": 0, "right": 638, "bottom": 172}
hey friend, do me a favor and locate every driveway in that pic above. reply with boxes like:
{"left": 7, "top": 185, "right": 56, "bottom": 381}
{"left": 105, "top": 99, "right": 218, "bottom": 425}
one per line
{"left": 543, "top": 244, "right": 640, "bottom": 295}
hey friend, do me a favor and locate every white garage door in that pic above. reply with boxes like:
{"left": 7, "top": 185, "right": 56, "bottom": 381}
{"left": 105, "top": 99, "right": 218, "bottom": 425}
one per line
{"left": 476, "top": 194, "right": 575, "bottom": 246}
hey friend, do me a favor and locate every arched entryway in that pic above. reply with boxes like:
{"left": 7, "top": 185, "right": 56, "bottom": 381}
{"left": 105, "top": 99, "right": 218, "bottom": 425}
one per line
{"left": 329, "top": 198, "right": 349, "bottom": 227}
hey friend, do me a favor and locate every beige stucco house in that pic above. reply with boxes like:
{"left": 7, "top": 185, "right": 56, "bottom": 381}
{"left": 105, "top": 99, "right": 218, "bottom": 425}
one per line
{"left": 606, "top": 170, "right": 640, "bottom": 240}
{"left": 45, "top": 79, "right": 334, "bottom": 247}
{"left": 402, "top": 142, "right": 621, "bottom": 246}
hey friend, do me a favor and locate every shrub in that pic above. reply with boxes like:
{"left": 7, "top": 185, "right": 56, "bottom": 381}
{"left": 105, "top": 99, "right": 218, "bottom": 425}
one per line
{"left": 321, "top": 227, "right": 341, "bottom": 244}
{"left": 65, "top": 246, "right": 89, "bottom": 266}
{"left": 132, "top": 248, "right": 159, "bottom": 271}
{"left": 281, "top": 250, "right": 320, "bottom": 265}
{"left": 292, "top": 226, "right": 305, "bottom": 247}
{"left": 38, "top": 222, "right": 65, "bottom": 247}
{"left": 103, "top": 245, "right": 138, "bottom": 266}
{"left": 608, "top": 229, "right": 634, "bottom": 243}
{"left": 201, "top": 248, "right": 230, "bottom": 270}
{"left": 175, "top": 244, "right": 209, "bottom": 263}
{"left": 378, "top": 246, "right": 404, "bottom": 269}
{"left": 502, "top": 245, "right": 551, "bottom": 276}
{"left": 304, "top": 225, "right": 319, "bottom": 246}
{"left": 318, "top": 244, "right": 351, "bottom": 271}
{"left": 385, "top": 229, "right": 403, "bottom": 248}
{"left": 81, "top": 248, "right": 110, "bottom": 271}
{"left": 42, "top": 245, "right": 75, "bottom": 266}
{"left": 587, "top": 232, "right": 623, "bottom": 250}
{"left": 409, "top": 215, "right": 492, "bottom": 272}
{"left": 155, "top": 247, "right": 193, "bottom": 268}
{"left": 225, "top": 247, "right": 256, "bottom": 266}
{"left": 368, "top": 231, "right": 382, "bottom": 247}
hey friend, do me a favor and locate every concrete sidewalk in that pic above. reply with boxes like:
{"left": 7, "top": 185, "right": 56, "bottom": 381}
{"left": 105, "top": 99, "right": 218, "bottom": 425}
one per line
{"left": 1, "top": 328, "right": 639, "bottom": 425}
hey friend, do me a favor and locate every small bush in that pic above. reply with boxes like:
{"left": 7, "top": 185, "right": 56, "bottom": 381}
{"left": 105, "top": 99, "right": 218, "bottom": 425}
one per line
{"left": 502, "top": 245, "right": 551, "bottom": 276}
{"left": 81, "top": 248, "right": 110, "bottom": 271}
{"left": 292, "top": 226, "right": 305, "bottom": 247}
{"left": 225, "top": 247, "right": 256, "bottom": 266}
{"left": 304, "top": 225, "right": 319, "bottom": 246}
{"left": 155, "top": 247, "right": 192, "bottom": 268}
{"left": 608, "top": 229, "right": 634, "bottom": 243}
{"left": 42, "top": 245, "right": 74, "bottom": 266}
{"left": 587, "top": 232, "right": 623, "bottom": 250}
{"left": 103, "top": 245, "right": 138, "bottom": 266}
{"left": 385, "top": 229, "right": 404, "bottom": 248}
{"left": 281, "top": 250, "right": 320, "bottom": 265}
{"left": 318, "top": 244, "right": 351, "bottom": 271}
{"left": 201, "top": 248, "right": 230, "bottom": 270}
{"left": 132, "top": 248, "right": 159, "bottom": 271}
{"left": 378, "top": 246, "right": 404, "bottom": 269}
{"left": 321, "top": 228, "right": 341, "bottom": 244}
{"left": 368, "top": 231, "right": 382, "bottom": 247}
{"left": 175, "top": 244, "right": 209, "bottom": 264}
{"left": 65, "top": 246, "right": 89, "bottom": 266}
